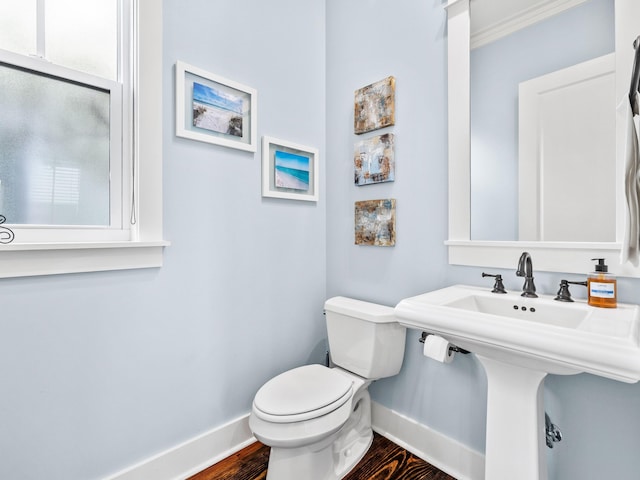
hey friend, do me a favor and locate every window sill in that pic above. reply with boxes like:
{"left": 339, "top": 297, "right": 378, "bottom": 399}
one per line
{"left": 0, "top": 240, "right": 170, "bottom": 278}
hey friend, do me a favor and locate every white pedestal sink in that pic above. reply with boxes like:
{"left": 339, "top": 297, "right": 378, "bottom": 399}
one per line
{"left": 395, "top": 285, "right": 640, "bottom": 480}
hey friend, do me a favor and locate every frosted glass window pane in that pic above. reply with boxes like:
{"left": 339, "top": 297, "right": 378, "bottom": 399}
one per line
{"left": 0, "top": 63, "right": 110, "bottom": 226}
{"left": 46, "top": 0, "right": 118, "bottom": 80}
{"left": 0, "top": 1, "right": 37, "bottom": 56}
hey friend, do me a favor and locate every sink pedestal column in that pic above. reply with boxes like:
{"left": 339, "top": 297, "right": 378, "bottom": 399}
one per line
{"left": 477, "top": 355, "right": 548, "bottom": 480}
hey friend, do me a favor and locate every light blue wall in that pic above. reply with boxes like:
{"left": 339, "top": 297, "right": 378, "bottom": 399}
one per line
{"left": 325, "top": 0, "right": 489, "bottom": 452}
{"left": 326, "top": 0, "right": 640, "bottom": 479}
{"left": 0, "top": 1, "right": 326, "bottom": 479}
{"left": 3, "top": 1, "right": 640, "bottom": 480}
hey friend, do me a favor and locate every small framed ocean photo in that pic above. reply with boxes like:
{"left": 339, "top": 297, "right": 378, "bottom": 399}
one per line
{"left": 262, "top": 136, "right": 319, "bottom": 202}
{"left": 175, "top": 61, "right": 257, "bottom": 152}
{"left": 275, "top": 150, "right": 310, "bottom": 191}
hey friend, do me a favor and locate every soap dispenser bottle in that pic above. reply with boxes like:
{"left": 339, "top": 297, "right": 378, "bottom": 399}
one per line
{"left": 587, "top": 258, "right": 617, "bottom": 308}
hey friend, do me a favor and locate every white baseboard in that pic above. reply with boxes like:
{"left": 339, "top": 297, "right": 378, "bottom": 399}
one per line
{"left": 371, "top": 401, "right": 485, "bottom": 480}
{"left": 103, "top": 402, "right": 484, "bottom": 480}
{"left": 103, "top": 414, "right": 255, "bottom": 480}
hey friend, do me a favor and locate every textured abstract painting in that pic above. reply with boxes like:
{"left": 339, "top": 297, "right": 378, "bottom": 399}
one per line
{"left": 354, "top": 76, "right": 395, "bottom": 134}
{"left": 354, "top": 133, "right": 395, "bottom": 186}
{"left": 355, "top": 199, "right": 396, "bottom": 246}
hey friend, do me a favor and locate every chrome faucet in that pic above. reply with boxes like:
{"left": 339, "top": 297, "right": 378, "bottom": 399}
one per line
{"left": 516, "top": 252, "right": 538, "bottom": 298}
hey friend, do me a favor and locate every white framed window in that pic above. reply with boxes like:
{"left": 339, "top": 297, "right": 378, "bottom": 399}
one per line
{"left": 0, "top": 0, "right": 166, "bottom": 278}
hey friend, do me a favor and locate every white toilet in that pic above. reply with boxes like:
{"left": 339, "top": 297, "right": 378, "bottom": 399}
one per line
{"left": 249, "top": 296, "right": 406, "bottom": 480}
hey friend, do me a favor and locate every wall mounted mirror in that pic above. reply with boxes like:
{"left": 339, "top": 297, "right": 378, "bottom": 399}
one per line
{"left": 471, "top": 0, "right": 615, "bottom": 243}
{"left": 445, "top": 0, "right": 640, "bottom": 277}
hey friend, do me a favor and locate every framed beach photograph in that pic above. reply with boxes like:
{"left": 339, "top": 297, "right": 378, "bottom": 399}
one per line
{"left": 175, "top": 61, "right": 257, "bottom": 152}
{"left": 262, "top": 136, "right": 319, "bottom": 202}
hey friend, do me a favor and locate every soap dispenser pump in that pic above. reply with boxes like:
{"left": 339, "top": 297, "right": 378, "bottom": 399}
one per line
{"left": 587, "top": 258, "right": 617, "bottom": 308}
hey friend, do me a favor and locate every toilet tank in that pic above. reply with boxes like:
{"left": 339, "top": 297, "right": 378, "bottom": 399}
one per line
{"left": 324, "top": 296, "right": 406, "bottom": 379}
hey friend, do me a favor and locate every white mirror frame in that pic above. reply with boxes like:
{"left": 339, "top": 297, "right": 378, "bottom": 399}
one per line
{"left": 445, "top": 0, "right": 640, "bottom": 277}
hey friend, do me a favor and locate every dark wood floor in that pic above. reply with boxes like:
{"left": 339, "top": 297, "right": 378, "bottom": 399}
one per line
{"left": 189, "top": 432, "right": 457, "bottom": 480}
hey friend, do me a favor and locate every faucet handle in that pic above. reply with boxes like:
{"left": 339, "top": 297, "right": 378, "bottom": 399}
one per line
{"left": 482, "top": 272, "right": 507, "bottom": 294}
{"left": 554, "top": 279, "right": 588, "bottom": 302}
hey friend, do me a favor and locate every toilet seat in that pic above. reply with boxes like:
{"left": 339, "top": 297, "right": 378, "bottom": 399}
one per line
{"left": 253, "top": 364, "right": 353, "bottom": 423}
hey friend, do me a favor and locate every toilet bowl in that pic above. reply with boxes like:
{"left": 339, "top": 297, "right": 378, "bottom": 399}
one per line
{"left": 249, "top": 297, "right": 406, "bottom": 480}
{"left": 250, "top": 364, "right": 372, "bottom": 480}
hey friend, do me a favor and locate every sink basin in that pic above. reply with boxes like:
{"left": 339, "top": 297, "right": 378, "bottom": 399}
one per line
{"left": 396, "top": 285, "right": 640, "bottom": 480}
{"left": 444, "top": 294, "right": 588, "bottom": 329}
{"left": 395, "top": 285, "right": 640, "bottom": 380}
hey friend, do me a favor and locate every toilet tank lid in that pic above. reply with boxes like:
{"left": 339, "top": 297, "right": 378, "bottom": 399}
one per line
{"left": 324, "top": 296, "right": 397, "bottom": 323}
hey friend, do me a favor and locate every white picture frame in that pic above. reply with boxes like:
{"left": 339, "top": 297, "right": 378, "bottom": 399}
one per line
{"left": 262, "top": 136, "right": 319, "bottom": 202}
{"left": 175, "top": 61, "right": 257, "bottom": 152}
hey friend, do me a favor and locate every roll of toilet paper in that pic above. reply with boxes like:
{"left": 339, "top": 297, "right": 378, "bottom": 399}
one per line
{"left": 423, "top": 334, "right": 455, "bottom": 363}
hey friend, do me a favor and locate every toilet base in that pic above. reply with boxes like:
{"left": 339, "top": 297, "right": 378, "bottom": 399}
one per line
{"left": 265, "top": 389, "right": 373, "bottom": 480}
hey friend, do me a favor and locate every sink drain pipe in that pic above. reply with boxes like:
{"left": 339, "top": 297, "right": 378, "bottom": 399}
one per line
{"left": 545, "top": 413, "right": 562, "bottom": 448}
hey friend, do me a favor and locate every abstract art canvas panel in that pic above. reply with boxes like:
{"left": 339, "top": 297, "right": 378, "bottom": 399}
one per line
{"left": 354, "top": 133, "right": 395, "bottom": 186}
{"left": 355, "top": 199, "right": 396, "bottom": 246}
{"left": 354, "top": 76, "right": 395, "bottom": 134}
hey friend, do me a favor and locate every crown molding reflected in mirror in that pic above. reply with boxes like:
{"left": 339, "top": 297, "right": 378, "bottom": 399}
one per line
{"left": 445, "top": 0, "right": 640, "bottom": 277}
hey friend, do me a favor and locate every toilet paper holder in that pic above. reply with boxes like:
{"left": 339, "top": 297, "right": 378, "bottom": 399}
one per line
{"left": 419, "top": 332, "right": 470, "bottom": 354}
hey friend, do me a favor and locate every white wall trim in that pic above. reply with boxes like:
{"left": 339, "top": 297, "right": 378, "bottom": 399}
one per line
{"left": 103, "top": 414, "right": 254, "bottom": 480}
{"left": 371, "top": 401, "right": 485, "bottom": 480}
{"left": 103, "top": 403, "right": 484, "bottom": 480}
{"left": 445, "top": 239, "right": 640, "bottom": 278}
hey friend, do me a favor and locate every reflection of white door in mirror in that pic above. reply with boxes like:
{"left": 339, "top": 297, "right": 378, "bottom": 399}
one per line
{"left": 445, "top": 0, "right": 640, "bottom": 276}
{"left": 519, "top": 54, "right": 616, "bottom": 242}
